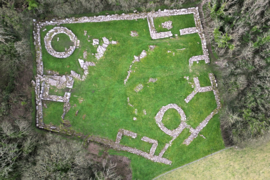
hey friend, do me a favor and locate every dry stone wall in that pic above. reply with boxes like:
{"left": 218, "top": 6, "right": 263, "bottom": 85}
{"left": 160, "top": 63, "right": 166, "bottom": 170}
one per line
{"left": 95, "top": 37, "right": 117, "bottom": 60}
{"left": 179, "top": 27, "right": 198, "bottom": 35}
{"left": 147, "top": 16, "right": 173, "bottom": 39}
{"left": 153, "top": 73, "right": 221, "bottom": 147}
{"left": 114, "top": 129, "right": 172, "bottom": 165}
{"left": 181, "top": 73, "right": 221, "bottom": 145}
{"left": 155, "top": 104, "right": 187, "bottom": 137}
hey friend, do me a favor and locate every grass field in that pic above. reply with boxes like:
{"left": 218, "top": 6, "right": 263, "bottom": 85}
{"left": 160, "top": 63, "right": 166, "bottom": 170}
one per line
{"left": 39, "top": 14, "right": 224, "bottom": 179}
{"left": 157, "top": 141, "right": 270, "bottom": 180}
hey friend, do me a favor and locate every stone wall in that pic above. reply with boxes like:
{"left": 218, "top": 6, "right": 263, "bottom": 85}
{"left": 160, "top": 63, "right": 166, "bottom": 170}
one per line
{"left": 182, "top": 73, "right": 221, "bottom": 145}
{"left": 179, "top": 27, "right": 198, "bottom": 35}
{"left": 114, "top": 129, "right": 172, "bottom": 165}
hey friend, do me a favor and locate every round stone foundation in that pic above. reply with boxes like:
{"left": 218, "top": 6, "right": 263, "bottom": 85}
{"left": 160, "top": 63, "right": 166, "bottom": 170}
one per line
{"left": 44, "top": 27, "right": 77, "bottom": 58}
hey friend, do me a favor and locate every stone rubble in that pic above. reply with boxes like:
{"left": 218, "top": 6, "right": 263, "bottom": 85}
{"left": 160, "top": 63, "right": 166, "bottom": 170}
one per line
{"left": 111, "top": 40, "right": 117, "bottom": 44}
{"left": 143, "top": 109, "right": 147, "bottom": 115}
{"left": 124, "top": 50, "right": 147, "bottom": 85}
{"left": 95, "top": 37, "right": 116, "bottom": 60}
{"left": 148, "top": 78, "right": 157, "bottom": 83}
{"left": 127, "top": 97, "right": 134, "bottom": 107}
{"left": 31, "top": 80, "right": 36, "bottom": 86}
{"left": 84, "top": 30, "right": 87, "bottom": 36}
{"left": 46, "top": 70, "right": 59, "bottom": 75}
{"left": 189, "top": 55, "right": 210, "bottom": 66}
{"left": 92, "top": 39, "right": 99, "bottom": 45}
{"left": 71, "top": 59, "right": 96, "bottom": 81}
{"left": 130, "top": 31, "right": 138, "bottom": 37}
{"left": 134, "top": 84, "right": 143, "bottom": 92}
{"left": 44, "top": 27, "right": 77, "bottom": 59}
{"left": 149, "top": 45, "right": 156, "bottom": 50}
{"left": 161, "top": 21, "right": 173, "bottom": 30}
{"left": 184, "top": 76, "right": 189, "bottom": 80}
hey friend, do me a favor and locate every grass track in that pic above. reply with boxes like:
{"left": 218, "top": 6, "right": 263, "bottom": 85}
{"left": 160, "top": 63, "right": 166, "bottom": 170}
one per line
{"left": 157, "top": 141, "right": 270, "bottom": 180}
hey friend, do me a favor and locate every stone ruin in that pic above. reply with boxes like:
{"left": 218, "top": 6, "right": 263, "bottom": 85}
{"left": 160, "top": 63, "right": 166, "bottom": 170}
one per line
{"left": 35, "top": 74, "right": 74, "bottom": 127}
{"left": 92, "top": 39, "right": 99, "bottom": 45}
{"left": 130, "top": 31, "right": 138, "bottom": 37}
{"left": 153, "top": 73, "right": 221, "bottom": 147}
{"left": 95, "top": 37, "right": 117, "bottom": 60}
{"left": 33, "top": 7, "right": 219, "bottom": 165}
{"left": 147, "top": 16, "right": 173, "bottom": 39}
{"left": 182, "top": 73, "right": 221, "bottom": 145}
{"left": 44, "top": 27, "right": 77, "bottom": 58}
{"left": 161, "top": 21, "right": 173, "bottom": 30}
{"left": 71, "top": 59, "right": 96, "bottom": 81}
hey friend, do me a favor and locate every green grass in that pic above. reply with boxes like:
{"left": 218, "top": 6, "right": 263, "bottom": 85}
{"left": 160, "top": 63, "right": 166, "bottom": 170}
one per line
{"left": 162, "top": 108, "right": 183, "bottom": 130}
{"left": 49, "top": 86, "right": 67, "bottom": 96}
{"left": 51, "top": 33, "right": 74, "bottom": 52}
{"left": 39, "top": 14, "right": 224, "bottom": 180}
{"left": 154, "top": 14, "right": 196, "bottom": 35}
{"left": 43, "top": 101, "right": 63, "bottom": 126}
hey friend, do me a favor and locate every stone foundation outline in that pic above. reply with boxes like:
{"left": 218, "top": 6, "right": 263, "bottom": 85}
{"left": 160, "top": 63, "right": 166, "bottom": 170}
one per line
{"left": 33, "top": 7, "right": 218, "bottom": 165}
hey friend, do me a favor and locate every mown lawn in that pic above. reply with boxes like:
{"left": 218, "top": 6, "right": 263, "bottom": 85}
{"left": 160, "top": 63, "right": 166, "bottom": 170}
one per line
{"left": 40, "top": 14, "right": 224, "bottom": 180}
{"left": 156, "top": 141, "right": 270, "bottom": 180}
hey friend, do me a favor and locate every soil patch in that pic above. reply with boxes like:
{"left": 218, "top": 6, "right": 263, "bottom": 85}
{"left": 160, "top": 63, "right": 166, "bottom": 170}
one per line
{"left": 88, "top": 142, "right": 103, "bottom": 155}
{"left": 86, "top": 142, "right": 132, "bottom": 179}
{"left": 108, "top": 155, "right": 132, "bottom": 180}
